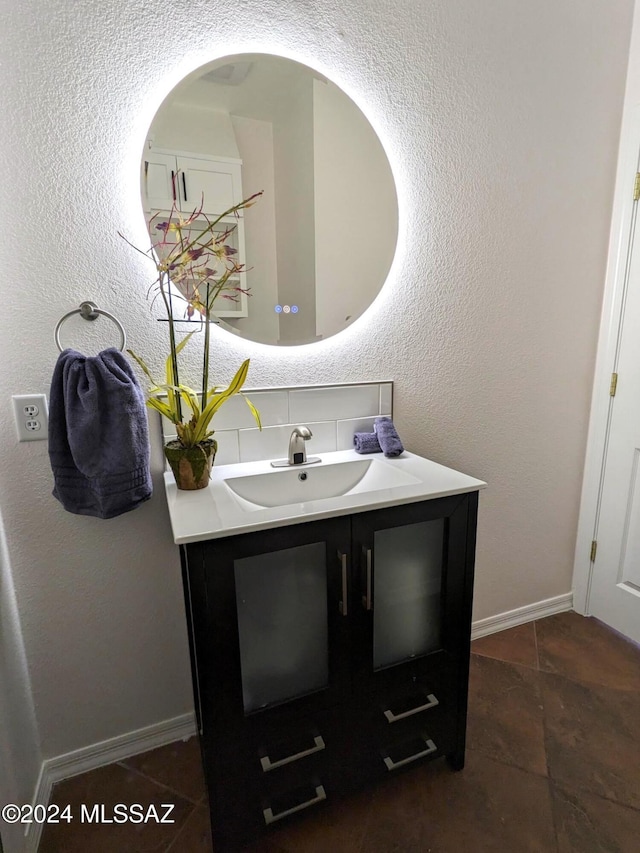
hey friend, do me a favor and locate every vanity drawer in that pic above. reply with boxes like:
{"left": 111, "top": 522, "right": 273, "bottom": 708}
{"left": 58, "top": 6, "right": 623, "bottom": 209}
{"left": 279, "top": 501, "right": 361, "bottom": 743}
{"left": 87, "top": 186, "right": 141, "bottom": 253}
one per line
{"left": 362, "top": 659, "right": 457, "bottom": 720}
{"left": 247, "top": 707, "right": 358, "bottom": 780}
{"left": 260, "top": 777, "right": 329, "bottom": 828}
{"left": 361, "top": 648, "right": 458, "bottom": 701}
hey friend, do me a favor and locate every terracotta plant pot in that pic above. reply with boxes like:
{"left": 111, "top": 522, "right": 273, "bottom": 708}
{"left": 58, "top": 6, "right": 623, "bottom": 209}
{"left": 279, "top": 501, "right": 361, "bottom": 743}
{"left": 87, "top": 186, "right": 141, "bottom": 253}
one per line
{"left": 164, "top": 439, "right": 217, "bottom": 490}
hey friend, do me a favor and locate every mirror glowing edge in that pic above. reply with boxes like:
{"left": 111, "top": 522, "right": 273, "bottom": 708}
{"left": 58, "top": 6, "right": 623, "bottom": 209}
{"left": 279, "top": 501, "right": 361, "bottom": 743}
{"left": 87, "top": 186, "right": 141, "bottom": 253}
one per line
{"left": 141, "top": 53, "right": 399, "bottom": 346}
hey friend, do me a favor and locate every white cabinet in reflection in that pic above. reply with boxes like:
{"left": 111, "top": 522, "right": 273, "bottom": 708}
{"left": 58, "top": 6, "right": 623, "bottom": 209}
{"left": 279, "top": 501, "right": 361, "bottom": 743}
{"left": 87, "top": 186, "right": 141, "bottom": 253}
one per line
{"left": 141, "top": 149, "right": 248, "bottom": 318}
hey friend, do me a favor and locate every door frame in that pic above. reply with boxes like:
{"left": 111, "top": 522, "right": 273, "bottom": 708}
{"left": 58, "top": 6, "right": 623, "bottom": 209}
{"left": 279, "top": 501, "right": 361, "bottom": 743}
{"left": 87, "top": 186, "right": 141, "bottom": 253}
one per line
{"left": 572, "top": 13, "right": 640, "bottom": 616}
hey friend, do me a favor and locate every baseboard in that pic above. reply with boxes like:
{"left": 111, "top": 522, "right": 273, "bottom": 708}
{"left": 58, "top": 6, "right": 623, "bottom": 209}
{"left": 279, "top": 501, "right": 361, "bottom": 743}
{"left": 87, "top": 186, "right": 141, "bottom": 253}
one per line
{"left": 471, "top": 591, "right": 574, "bottom": 640}
{"left": 25, "top": 712, "right": 196, "bottom": 853}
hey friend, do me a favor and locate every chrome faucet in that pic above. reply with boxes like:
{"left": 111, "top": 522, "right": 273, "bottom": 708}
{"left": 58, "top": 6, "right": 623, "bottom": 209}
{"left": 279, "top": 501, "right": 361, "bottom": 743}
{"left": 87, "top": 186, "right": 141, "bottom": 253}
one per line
{"left": 288, "top": 425, "right": 312, "bottom": 464}
{"left": 271, "top": 426, "right": 322, "bottom": 467}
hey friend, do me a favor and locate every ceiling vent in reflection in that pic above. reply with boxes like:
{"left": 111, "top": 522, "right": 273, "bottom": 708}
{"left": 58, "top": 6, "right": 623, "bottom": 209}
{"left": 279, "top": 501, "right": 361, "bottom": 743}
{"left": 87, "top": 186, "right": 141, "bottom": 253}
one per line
{"left": 202, "top": 61, "right": 253, "bottom": 86}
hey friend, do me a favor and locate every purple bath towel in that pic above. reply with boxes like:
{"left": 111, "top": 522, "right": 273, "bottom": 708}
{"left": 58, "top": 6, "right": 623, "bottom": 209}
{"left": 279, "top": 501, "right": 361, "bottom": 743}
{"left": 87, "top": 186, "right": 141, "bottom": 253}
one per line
{"left": 48, "top": 348, "right": 152, "bottom": 518}
{"left": 354, "top": 432, "right": 382, "bottom": 454}
{"left": 374, "top": 417, "right": 405, "bottom": 457}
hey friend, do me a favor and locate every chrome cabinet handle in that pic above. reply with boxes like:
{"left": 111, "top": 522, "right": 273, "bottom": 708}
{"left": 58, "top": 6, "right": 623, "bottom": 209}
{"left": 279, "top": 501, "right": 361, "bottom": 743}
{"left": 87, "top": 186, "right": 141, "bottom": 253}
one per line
{"left": 384, "top": 693, "right": 439, "bottom": 723}
{"left": 383, "top": 738, "right": 437, "bottom": 771}
{"left": 260, "top": 735, "right": 325, "bottom": 772}
{"left": 338, "top": 551, "right": 348, "bottom": 616}
{"left": 263, "top": 785, "right": 326, "bottom": 824}
{"left": 362, "top": 547, "right": 372, "bottom": 610}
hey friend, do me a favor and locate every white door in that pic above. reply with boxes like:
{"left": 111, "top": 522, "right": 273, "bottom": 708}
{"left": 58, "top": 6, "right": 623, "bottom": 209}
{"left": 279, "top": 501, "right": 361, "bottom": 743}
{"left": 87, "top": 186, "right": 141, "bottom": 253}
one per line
{"left": 588, "top": 182, "right": 640, "bottom": 644}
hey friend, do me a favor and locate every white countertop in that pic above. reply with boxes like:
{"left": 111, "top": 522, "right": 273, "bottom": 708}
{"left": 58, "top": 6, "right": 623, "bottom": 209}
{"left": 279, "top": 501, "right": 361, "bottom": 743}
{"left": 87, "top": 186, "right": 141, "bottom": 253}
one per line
{"left": 164, "top": 449, "right": 486, "bottom": 544}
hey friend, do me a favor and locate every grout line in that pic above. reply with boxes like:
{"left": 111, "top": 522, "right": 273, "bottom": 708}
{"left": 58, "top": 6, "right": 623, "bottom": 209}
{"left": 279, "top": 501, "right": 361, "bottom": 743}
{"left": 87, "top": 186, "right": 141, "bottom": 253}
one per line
{"left": 116, "top": 760, "right": 204, "bottom": 806}
{"left": 470, "top": 646, "right": 539, "bottom": 671}
{"left": 533, "top": 619, "right": 541, "bottom": 671}
{"left": 163, "top": 800, "right": 202, "bottom": 853}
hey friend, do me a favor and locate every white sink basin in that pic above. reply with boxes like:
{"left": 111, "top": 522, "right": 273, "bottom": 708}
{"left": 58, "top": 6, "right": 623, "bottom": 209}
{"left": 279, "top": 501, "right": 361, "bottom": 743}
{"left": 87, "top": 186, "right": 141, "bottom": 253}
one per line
{"left": 224, "top": 457, "right": 420, "bottom": 508}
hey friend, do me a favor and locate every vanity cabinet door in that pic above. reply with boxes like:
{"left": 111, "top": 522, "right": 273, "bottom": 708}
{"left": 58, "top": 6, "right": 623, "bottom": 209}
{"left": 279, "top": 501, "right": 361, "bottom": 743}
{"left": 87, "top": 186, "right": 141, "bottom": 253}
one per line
{"left": 185, "top": 516, "right": 352, "bottom": 734}
{"left": 350, "top": 493, "right": 477, "bottom": 694}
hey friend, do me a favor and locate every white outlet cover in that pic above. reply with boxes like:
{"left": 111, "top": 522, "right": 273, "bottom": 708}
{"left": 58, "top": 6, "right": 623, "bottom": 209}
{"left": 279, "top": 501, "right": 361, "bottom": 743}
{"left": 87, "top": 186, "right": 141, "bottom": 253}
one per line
{"left": 12, "top": 394, "right": 49, "bottom": 442}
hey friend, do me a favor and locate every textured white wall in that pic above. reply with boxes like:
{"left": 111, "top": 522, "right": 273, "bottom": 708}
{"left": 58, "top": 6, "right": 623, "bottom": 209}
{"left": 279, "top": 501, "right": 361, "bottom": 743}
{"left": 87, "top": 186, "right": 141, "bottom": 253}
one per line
{"left": 0, "top": 0, "right": 633, "bottom": 771}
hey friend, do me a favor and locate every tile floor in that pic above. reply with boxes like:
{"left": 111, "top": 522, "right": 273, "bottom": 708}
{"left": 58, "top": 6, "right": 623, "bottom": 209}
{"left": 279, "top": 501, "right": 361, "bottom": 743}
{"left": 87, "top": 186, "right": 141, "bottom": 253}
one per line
{"left": 38, "top": 610, "right": 640, "bottom": 852}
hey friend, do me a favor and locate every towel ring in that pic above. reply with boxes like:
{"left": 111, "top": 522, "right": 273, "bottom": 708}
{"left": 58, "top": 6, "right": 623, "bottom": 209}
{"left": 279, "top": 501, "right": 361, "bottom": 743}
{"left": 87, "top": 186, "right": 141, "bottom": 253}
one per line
{"left": 54, "top": 301, "right": 127, "bottom": 353}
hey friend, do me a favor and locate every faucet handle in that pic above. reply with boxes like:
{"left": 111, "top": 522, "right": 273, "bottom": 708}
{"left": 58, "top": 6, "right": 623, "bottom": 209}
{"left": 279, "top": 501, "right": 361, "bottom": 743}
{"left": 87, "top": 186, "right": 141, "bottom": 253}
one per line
{"left": 293, "top": 425, "right": 312, "bottom": 439}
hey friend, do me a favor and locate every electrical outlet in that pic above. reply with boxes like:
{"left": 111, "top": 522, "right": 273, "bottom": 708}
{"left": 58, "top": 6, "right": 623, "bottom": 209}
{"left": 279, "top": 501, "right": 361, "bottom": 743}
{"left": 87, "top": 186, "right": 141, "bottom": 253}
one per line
{"left": 12, "top": 394, "right": 49, "bottom": 442}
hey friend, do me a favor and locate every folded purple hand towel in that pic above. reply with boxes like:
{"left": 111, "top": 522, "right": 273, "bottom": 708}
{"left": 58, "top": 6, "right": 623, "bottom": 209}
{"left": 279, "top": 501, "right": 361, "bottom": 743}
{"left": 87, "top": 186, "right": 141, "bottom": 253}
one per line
{"left": 373, "top": 417, "right": 404, "bottom": 457}
{"left": 354, "top": 432, "right": 382, "bottom": 454}
{"left": 48, "top": 348, "right": 152, "bottom": 519}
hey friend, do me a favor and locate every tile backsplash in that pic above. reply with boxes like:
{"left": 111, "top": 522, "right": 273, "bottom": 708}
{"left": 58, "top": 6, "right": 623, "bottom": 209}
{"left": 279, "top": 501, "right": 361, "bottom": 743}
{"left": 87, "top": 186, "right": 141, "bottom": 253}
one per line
{"left": 160, "top": 381, "right": 393, "bottom": 466}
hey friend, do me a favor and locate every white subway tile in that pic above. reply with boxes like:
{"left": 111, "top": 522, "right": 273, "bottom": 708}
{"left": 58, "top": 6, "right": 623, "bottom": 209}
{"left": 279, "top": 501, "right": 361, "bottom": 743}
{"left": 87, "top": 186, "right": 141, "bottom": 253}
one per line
{"left": 306, "top": 421, "right": 338, "bottom": 454}
{"left": 238, "top": 421, "right": 337, "bottom": 463}
{"left": 211, "top": 390, "right": 289, "bottom": 430}
{"left": 379, "top": 383, "right": 393, "bottom": 415}
{"left": 289, "top": 385, "right": 379, "bottom": 423}
{"left": 238, "top": 425, "right": 293, "bottom": 463}
{"left": 160, "top": 414, "right": 173, "bottom": 442}
{"left": 337, "top": 417, "right": 378, "bottom": 451}
{"left": 212, "top": 430, "right": 240, "bottom": 465}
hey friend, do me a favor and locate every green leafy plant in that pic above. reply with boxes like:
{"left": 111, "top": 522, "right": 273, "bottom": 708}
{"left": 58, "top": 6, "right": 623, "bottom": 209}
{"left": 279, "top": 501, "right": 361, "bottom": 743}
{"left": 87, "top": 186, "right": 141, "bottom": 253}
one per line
{"left": 121, "top": 193, "right": 263, "bottom": 449}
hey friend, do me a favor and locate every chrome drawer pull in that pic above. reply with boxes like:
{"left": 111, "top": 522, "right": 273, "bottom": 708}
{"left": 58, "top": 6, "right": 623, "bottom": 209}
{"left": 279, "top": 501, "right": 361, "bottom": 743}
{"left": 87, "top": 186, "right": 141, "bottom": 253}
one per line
{"left": 383, "top": 738, "right": 437, "bottom": 771}
{"left": 338, "top": 550, "right": 348, "bottom": 616}
{"left": 263, "top": 785, "right": 326, "bottom": 824}
{"left": 362, "top": 547, "right": 372, "bottom": 610}
{"left": 260, "top": 735, "right": 325, "bottom": 772}
{"left": 384, "top": 693, "right": 439, "bottom": 723}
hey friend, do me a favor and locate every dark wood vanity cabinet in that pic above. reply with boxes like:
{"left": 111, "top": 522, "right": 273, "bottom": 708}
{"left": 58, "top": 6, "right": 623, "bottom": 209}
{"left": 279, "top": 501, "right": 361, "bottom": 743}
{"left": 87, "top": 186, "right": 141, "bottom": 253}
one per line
{"left": 180, "top": 491, "right": 479, "bottom": 850}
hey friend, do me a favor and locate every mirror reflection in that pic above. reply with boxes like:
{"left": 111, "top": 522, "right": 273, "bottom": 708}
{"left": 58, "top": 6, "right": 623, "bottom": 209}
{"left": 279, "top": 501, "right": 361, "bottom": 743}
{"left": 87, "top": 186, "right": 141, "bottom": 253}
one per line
{"left": 142, "top": 53, "right": 398, "bottom": 346}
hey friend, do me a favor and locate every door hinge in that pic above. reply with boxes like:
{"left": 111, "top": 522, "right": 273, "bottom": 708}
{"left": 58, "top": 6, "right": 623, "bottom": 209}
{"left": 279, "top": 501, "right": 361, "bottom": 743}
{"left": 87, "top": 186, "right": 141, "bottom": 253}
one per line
{"left": 634, "top": 173, "right": 640, "bottom": 201}
{"left": 610, "top": 372, "right": 618, "bottom": 397}
{"left": 590, "top": 540, "right": 597, "bottom": 562}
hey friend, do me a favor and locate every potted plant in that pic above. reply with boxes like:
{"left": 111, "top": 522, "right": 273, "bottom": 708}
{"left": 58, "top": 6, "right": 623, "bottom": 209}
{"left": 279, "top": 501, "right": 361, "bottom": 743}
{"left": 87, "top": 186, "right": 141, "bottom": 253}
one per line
{"left": 122, "top": 192, "right": 263, "bottom": 490}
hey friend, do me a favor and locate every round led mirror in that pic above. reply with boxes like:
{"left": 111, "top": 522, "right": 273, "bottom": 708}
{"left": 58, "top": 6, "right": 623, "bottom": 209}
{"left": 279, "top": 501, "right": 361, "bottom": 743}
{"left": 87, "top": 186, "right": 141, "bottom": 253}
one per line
{"left": 142, "top": 53, "right": 398, "bottom": 345}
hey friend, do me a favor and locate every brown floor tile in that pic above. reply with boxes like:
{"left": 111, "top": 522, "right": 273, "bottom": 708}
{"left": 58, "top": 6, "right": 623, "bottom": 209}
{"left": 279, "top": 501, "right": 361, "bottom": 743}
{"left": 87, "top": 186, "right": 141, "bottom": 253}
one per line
{"left": 165, "top": 803, "right": 212, "bottom": 852}
{"left": 467, "top": 655, "right": 547, "bottom": 776}
{"left": 121, "top": 736, "right": 207, "bottom": 804}
{"left": 38, "top": 762, "right": 195, "bottom": 853}
{"left": 361, "top": 750, "right": 557, "bottom": 852}
{"left": 551, "top": 783, "right": 640, "bottom": 853}
{"left": 471, "top": 622, "right": 538, "bottom": 669}
{"left": 536, "top": 611, "right": 640, "bottom": 692}
{"left": 542, "top": 671, "right": 640, "bottom": 810}
{"left": 158, "top": 800, "right": 289, "bottom": 853}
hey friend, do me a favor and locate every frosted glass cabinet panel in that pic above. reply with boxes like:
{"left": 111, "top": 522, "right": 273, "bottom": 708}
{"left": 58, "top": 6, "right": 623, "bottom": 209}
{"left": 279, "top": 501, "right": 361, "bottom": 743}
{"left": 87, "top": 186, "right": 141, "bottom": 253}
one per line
{"left": 234, "top": 542, "right": 329, "bottom": 713}
{"left": 373, "top": 519, "right": 444, "bottom": 670}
